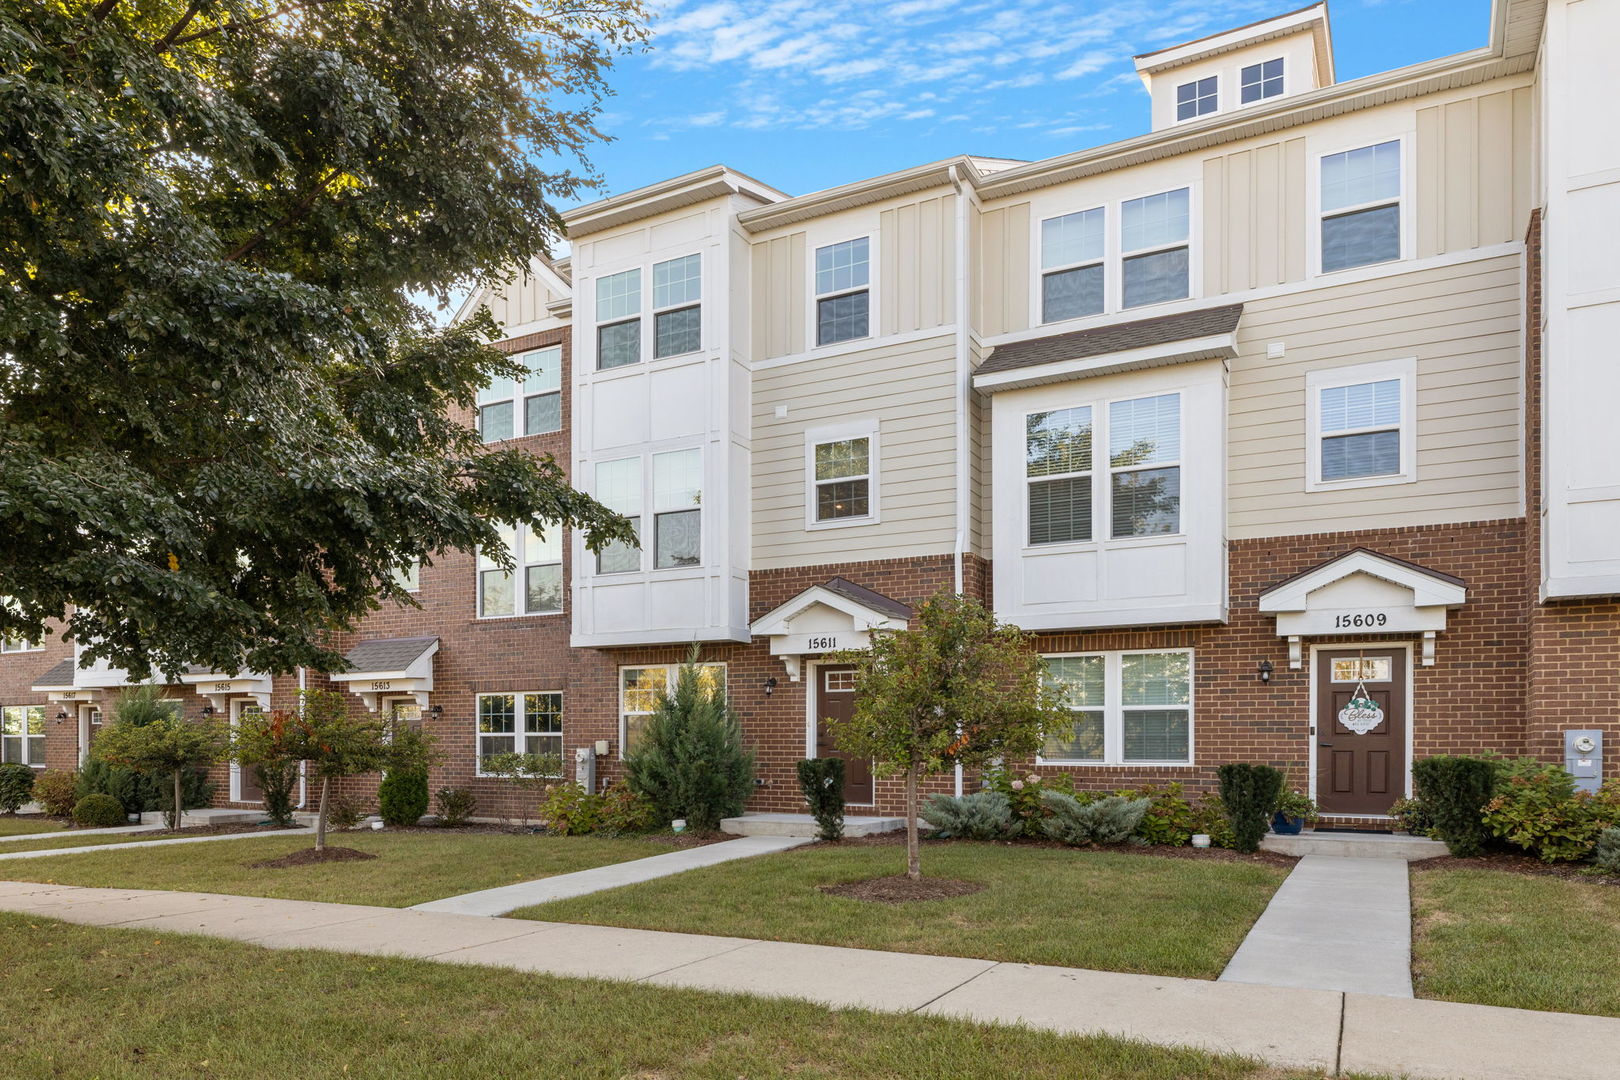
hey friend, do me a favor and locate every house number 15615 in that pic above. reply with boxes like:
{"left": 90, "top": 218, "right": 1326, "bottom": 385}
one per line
{"left": 1333, "top": 613, "right": 1388, "bottom": 628}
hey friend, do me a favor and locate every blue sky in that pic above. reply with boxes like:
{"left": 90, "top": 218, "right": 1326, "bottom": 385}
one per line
{"left": 578, "top": 0, "right": 1494, "bottom": 202}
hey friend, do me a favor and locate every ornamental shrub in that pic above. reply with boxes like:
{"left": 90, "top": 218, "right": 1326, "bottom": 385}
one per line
{"left": 982, "top": 765, "right": 1074, "bottom": 833}
{"left": 797, "top": 758, "right": 846, "bottom": 841}
{"left": 1189, "top": 793, "right": 1237, "bottom": 848}
{"left": 921, "top": 791, "right": 1015, "bottom": 841}
{"left": 75, "top": 757, "right": 146, "bottom": 815}
{"left": 1116, "top": 782, "right": 1195, "bottom": 846}
{"left": 1217, "top": 763, "right": 1285, "bottom": 853}
{"left": 1412, "top": 756, "right": 1497, "bottom": 857}
{"left": 1594, "top": 827, "right": 1620, "bottom": 875}
{"left": 33, "top": 770, "right": 79, "bottom": 818}
{"left": 325, "top": 792, "right": 371, "bottom": 831}
{"left": 377, "top": 769, "right": 430, "bottom": 827}
{"left": 1389, "top": 797, "right": 1436, "bottom": 838}
{"left": 0, "top": 762, "right": 36, "bottom": 814}
{"left": 1481, "top": 763, "right": 1616, "bottom": 862}
{"left": 255, "top": 760, "right": 302, "bottom": 828}
{"left": 624, "top": 653, "right": 756, "bottom": 832}
{"left": 72, "top": 793, "right": 126, "bottom": 828}
{"left": 597, "top": 783, "right": 657, "bottom": 835}
{"left": 538, "top": 783, "right": 602, "bottom": 836}
{"left": 1039, "top": 791, "right": 1150, "bottom": 846}
{"left": 434, "top": 787, "right": 477, "bottom": 826}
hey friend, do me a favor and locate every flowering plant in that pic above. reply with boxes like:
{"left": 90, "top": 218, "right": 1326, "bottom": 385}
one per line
{"left": 1274, "top": 788, "right": 1319, "bottom": 823}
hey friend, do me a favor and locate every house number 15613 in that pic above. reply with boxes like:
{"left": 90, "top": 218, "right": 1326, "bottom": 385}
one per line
{"left": 1333, "top": 613, "right": 1388, "bottom": 628}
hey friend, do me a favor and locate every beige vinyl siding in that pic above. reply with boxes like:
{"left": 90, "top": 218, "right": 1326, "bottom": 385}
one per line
{"left": 1227, "top": 254, "right": 1522, "bottom": 538}
{"left": 751, "top": 231, "right": 807, "bottom": 361}
{"left": 752, "top": 335, "right": 958, "bottom": 568}
{"left": 970, "top": 339, "right": 993, "bottom": 555}
{"left": 1415, "top": 86, "right": 1534, "bottom": 257}
{"left": 1202, "top": 137, "right": 1308, "bottom": 294}
{"left": 484, "top": 273, "right": 563, "bottom": 332}
{"left": 975, "top": 202, "right": 1031, "bottom": 338}
{"left": 879, "top": 194, "right": 957, "bottom": 335}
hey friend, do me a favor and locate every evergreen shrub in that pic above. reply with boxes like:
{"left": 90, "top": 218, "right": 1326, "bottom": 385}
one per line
{"left": 1217, "top": 763, "right": 1285, "bottom": 853}
{"left": 1412, "top": 756, "right": 1496, "bottom": 857}
{"left": 796, "top": 758, "right": 846, "bottom": 841}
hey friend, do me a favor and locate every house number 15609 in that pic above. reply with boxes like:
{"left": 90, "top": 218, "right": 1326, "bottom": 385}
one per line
{"left": 1333, "top": 613, "right": 1388, "bottom": 628}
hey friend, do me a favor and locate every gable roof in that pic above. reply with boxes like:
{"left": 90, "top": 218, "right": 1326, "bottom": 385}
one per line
{"left": 340, "top": 636, "right": 440, "bottom": 675}
{"left": 819, "top": 577, "right": 915, "bottom": 622}
{"left": 979, "top": 304, "right": 1244, "bottom": 378}
{"left": 31, "top": 658, "right": 75, "bottom": 690}
{"left": 1258, "top": 548, "right": 1467, "bottom": 612}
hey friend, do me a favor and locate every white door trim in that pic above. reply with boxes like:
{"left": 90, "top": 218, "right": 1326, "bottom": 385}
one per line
{"left": 803, "top": 658, "right": 874, "bottom": 808}
{"left": 1307, "top": 641, "right": 1415, "bottom": 816}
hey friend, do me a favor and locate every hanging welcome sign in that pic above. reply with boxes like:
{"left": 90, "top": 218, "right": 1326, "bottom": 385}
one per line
{"left": 1338, "top": 681, "right": 1385, "bottom": 735}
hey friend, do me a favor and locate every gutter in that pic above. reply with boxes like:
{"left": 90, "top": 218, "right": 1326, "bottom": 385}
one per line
{"left": 949, "top": 164, "right": 972, "bottom": 799}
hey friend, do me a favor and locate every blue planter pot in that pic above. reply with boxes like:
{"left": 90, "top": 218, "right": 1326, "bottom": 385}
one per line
{"left": 1271, "top": 812, "right": 1305, "bottom": 835}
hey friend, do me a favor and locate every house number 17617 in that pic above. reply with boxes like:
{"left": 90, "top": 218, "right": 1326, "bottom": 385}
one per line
{"left": 1333, "top": 613, "right": 1388, "bottom": 628}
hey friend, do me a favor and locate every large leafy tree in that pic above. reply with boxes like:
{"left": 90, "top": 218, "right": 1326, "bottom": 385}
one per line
{"left": 0, "top": 0, "right": 646, "bottom": 677}
{"left": 831, "top": 591, "right": 1071, "bottom": 880}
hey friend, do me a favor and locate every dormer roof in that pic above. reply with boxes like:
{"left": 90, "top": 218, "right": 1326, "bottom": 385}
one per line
{"left": 1134, "top": 3, "right": 1334, "bottom": 84}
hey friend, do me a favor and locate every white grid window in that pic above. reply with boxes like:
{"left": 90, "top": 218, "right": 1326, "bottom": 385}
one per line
{"left": 476, "top": 692, "right": 563, "bottom": 775}
{"left": 477, "top": 521, "right": 564, "bottom": 617}
{"left": 596, "top": 269, "right": 642, "bottom": 369}
{"left": 1040, "top": 207, "right": 1105, "bottom": 323}
{"left": 1306, "top": 359, "right": 1416, "bottom": 490}
{"left": 1241, "top": 58, "right": 1284, "bottom": 103}
{"left": 653, "top": 254, "right": 701, "bottom": 359}
{"left": 0, "top": 705, "right": 45, "bottom": 766}
{"left": 1041, "top": 651, "right": 1193, "bottom": 766}
{"left": 815, "top": 238, "right": 870, "bottom": 346}
{"left": 619, "top": 663, "right": 726, "bottom": 758}
{"left": 0, "top": 634, "right": 40, "bottom": 653}
{"left": 1026, "top": 406, "right": 1093, "bottom": 545}
{"left": 1121, "top": 189, "right": 1190, "bottom": 309}
{"left": 1175, "top": 76, "right": 1217, "bottom": 120}
{"left": 1320, "top": 140, "right": 1401, "bottom": 272}
{"left": 595, "top": 457, "right": 643, "bottom": 574}
{"left": 477, "top": 346, "right": 562, "bottom": 442}
{"left": 1108, "top": 394, "right": 1181, "bottom": 537}
{"left": 392, "top": 560, "right": 420, "bottom": 592}
{"left": 652, "top": 449, "right": 702, "bottom": 569}
{"left": 811, "top": 435, "right": 874, "bottom": 524}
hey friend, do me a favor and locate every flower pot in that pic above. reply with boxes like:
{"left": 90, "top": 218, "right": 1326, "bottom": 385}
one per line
{"left": 1271, "top": 812, "right": 1304, "bottom": 835}
{"left": 1191, "top": 833, "right": 1211, "bottom": 848}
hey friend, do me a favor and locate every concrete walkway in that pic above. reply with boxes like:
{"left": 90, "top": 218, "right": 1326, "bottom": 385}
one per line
{"left": 1, "top": 880, "right": 1615, "bottom": 1080}
{"left": 412, "top": 834, "right": 814, "bottom": 916}
{"left": 0, "top": 828, "right": 304, "bottom": 861}
{"left": 0, "top": 822, "right": 163, "bottom": 845}
{"left": 1221, "top": 855, "right": 1413, "bottom": 997}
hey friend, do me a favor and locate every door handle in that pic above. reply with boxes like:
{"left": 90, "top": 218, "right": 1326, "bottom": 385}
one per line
{"left": 1318, "top": 742, "right": 1334, "bottom": 747}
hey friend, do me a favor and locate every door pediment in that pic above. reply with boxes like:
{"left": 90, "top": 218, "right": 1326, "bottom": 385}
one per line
{"left": 750, "top": 578, "right": 912, "bottom": 680}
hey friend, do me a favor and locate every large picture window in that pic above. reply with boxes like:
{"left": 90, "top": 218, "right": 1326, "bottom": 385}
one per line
{"left": 1024, "top": 392, "right": 1181, "bottom": 546}
{"left": 1041, "top": 651, "right": 1192, "bottom": 765}
{"left": 1320, "top": 140, "right": 1401, "bottom": 272}
{"left": 815, "top": 237, "right": 870, "bottom": 346}
{"left": 477, "top": 521, "right": 564, "bottom": 617}
{"left": 0, "top": 705, "right": 45, "bottom": 766}
{"left": 476, "top": 692, "right": 563, "bottom": 775}
{"left": 619, "top": 663, "right": 725, "bottom": 757}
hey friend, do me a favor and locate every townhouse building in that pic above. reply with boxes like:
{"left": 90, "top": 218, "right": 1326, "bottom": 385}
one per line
{"left": 4, "top": 0, "right": 1617, "bottom": 828}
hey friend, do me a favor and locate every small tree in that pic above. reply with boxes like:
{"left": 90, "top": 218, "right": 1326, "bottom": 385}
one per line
{"left": 625, "top": 653, "right": 756, "bottom": 832}
{"left": 830, "top": 590, "right": 1072, "bottom": 880}
{"left": 239, "top": 691, "right": 389, "bottom": 851}
{"left": 377, "top": 723, "right": 437, "bottom": 827}
{"left": 94, "top": 687, "right": 225, "bottom": 829}
{"left": 232, "top": 708, "right": 306, "bottom": 828}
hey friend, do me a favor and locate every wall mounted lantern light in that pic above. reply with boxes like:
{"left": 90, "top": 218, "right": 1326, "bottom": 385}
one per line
{"left": 763, "top": 677, "right": 778, "bottom": 697}
{"left": 200, "top": 705, "right": 216, "bottom": 717}
{"left": 430, "top": 705, "right": 444, "bottom": 718}
{"left": 1258, "top": 660, "right": 1274, "bottom": 684}
{"left": 54, "top": 710, "right": 69, "bottom": 722}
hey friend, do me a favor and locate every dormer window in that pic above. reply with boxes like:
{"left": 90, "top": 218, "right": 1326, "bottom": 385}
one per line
{"left": 1240, "top": 58, "right": 1284, "bottom": 103}
{"left": 1175, "top": 76, "right": 1217, "bottom": 121}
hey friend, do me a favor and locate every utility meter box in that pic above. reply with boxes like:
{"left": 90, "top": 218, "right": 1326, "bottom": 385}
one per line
{"left": 1564, "top": 730, "right": 1603, "bottom": 794}
{"left": 574, "top": 745, "right": 596, "bottom": 793}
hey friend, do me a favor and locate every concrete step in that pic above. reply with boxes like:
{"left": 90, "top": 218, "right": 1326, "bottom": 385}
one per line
{"left": 139, "top": 808, "right": 272, "bottom": 828}
{"left": 721, "top": 812, "right": 907, "bottom": 838}
{"left": 1261, "top": 830, "right": 1448, "bottom": 861}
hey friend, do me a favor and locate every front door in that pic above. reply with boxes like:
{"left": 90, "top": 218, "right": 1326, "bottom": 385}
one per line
{"left": 815, "top": 665, "right": 873, "bottom": 806}
{"left": 231, "top": 700, "right": 265, "bottom": 803}
{"left": 1315, "top": 649, "right": 1406, "bottom": 816}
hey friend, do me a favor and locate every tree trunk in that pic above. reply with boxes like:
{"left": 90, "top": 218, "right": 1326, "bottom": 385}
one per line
{"left": 904, "top": 761, "right": 921, "bottom": 880}
{"left": 316, "top": 776, "right": 329, "bottom": 851}
{"left": 170, "top": 768, "right": 183, "bottom": 831}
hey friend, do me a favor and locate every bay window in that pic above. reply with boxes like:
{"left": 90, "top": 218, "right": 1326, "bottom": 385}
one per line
{"left": 477, "top": 520, "right": 564, "bottom": 617}
{"left": 1121, "top": 188, "right": 1190, "bottom": 308}
{"left": 596, "top": 269, "right": 642, "bottom": 369}
{"left": 1025, "top": 392, "right": 1180, "bottom": 545}
{"left": 476, "top": 692, "right": 563, "bottom": 775}
{"left": 1320, "top": 140, "right": 1402, "bottom": 272}
{"left": 1041, "top": 651, "right": 1193, "bottom": 765}
{"left": 1108, "top": 393, "right": 1181, "bottom": 537}
{"left": 1026, "top": 406, "right": 1093, "bottom": 545}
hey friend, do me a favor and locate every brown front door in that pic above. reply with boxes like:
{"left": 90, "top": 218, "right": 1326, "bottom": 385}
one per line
{"left": 233, "top": 702, "right": 265, "bottom": 803}
{"left": 815, "top": 665, "right": 873, "bottom": 806}
{"left": 1315, "top": 649, "right": 1407, "bottom": 816}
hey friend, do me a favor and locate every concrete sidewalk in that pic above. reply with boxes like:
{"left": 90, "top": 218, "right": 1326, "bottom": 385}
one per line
{"left": 412, "top": 834, "right": 814, "bottom": 916}
{"left": 2, "top": 880, "right": 1616, "bottom": 1079}
{"left": 0, "top": 828, "right": 304, "bottom": 861}
{"left": 1221, "top": 854, "right": 1413, "bottom": 997}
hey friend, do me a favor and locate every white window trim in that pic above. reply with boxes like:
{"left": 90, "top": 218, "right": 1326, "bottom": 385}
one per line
{"left": 1238, "top": 56, "right": 1286, "bottom": 106}
{"left": 474, "top": 691, "right": 564, "bottom": 777}
{"left": 477, "top": 523, "right": 566, "bottom": 618}
{"left": 0, "top": 637, "right": 42, "bottom": 653}
{"left": 651, "top": 253, "right": 703, "bottom": 360}
{"left": 650, "top": 447, "right": 704, "bottom": 572}
{"left": 1037, "top": 649, "right": 1196, "bottom": 767}
{"left": 1173, "top": 75, "right": 1218, "bottom": 122}
{"left": 617, "top": 662, "right": 726, "bottom": 759}
{"left": 808, "top": 232, "right": 877, "bottom": 351}
{"left": 392, "top": 560, "right": 421, "bottom": 593}
{"left": 594, "top": 267, "right": 643, "bottom": 372}
{"left": 1304, "top": 357, "right": 1418, "bottom": 492}
{"left": 1310, "top": 135, "right": 1410, "bottom": 277}
{"left": 1037, "top": 205, "right": 1107, "bottom": 325}
{"left": 1022, "top": 389, "right": 1186, "bottom": 551}
{"left": 478, "top": 345, "right": 563, "bottom": 443}
{"left": 1033, "top": 183, "right": 1198, "bottom": 328}
{"left": 0, "top": 704, "right": 48, "bottom": 767}
{"left": 804, "top": 419, "right": 882, "bottom": 530}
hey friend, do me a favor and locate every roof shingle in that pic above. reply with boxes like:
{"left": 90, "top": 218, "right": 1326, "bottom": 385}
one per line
{"left": 977, "top": 304, "right": 1243, "bottom": 378}
{"left": 341, "top": 636, "right": 438, "bottom": 674}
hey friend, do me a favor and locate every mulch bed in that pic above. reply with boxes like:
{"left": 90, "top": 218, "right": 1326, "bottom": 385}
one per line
{"left": 640, "top": 829, "right": 736, "bottom": 849}
{"left": 381, "top": 823, "right": 734, "bottom": 847}
{"left": 142, "top": 823, "right": 305, "bottom": 839}
{"left": 248, "top": 846, "right": 378, "bottom": 869}
{"left": 832, "top": 830, "right": 1298, "bottom": 867}
{"left": 1412, "top": 852, "right": 1620, "bottom": 886}
{"left": 820, "top": 874, "right": 986, "bottom": 904}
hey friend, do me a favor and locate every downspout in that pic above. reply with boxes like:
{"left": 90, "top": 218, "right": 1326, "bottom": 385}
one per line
{"left": 295, "top": 666, "right": 308, "bottom": 808}
{"left": 949, "top": 164, "right": 972, "bottom": 798}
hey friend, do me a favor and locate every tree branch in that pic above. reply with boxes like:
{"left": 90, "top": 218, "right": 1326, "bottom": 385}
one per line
{"left": 164, "top": 0, "right": 341, "bottom": 52}
{"left": 89, "top": 0, "right": 120, "bottom": 22}
{"left": 152, "top": 0, "right": 209, "bottom": 54}
{"left": 222, "top": 169, "right": 341, "bottom": 263}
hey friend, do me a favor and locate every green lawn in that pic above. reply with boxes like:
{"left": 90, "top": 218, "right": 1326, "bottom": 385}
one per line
{"left": 0, "top": 814, "right": 71, "bottom": 836}
{"left": 511, "top": 842, "right": 1290, "bottom": 979}
{"left": 0, "top": 832, "right": 662, "bottom": 907}
{"left": 0, "top": 913, "right": 1355, "bottom": 1080}
{"left": 1412, "top": 866, "right": 1620, "bottom": 1017}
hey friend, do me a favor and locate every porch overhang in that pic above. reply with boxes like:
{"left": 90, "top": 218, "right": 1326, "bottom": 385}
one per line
{"left": 749, "top": 578, "right": 912, "bottom": 681}
{"left": 29, "top": 659, "right": 97, "bottom": 705}
{"left": 178, "top": 668, "right": 273, "bottom": 713}
{"left": 328, "top": 637, "right": 439, "bottom": 711}
{"left": 1258, "top": 548, "right": 1467, "bottom": 669}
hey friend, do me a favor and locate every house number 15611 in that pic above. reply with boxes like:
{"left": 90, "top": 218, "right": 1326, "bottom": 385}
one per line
{"left": 1333, "top": 613, "right": 1388, "bottom": 628}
